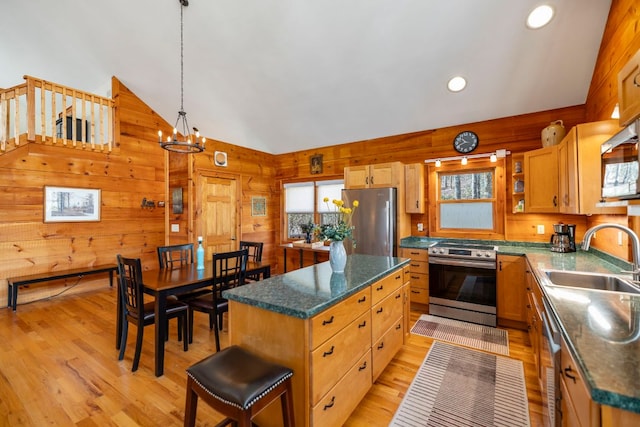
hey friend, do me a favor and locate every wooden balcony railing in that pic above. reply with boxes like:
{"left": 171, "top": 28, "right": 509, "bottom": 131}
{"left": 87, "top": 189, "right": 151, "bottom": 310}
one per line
{"left": 0, "top": 75, "right": 114, "bottom": 152}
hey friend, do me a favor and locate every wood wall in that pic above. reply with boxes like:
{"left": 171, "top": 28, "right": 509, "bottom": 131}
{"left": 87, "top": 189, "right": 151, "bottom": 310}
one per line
{"left": 0, "top": 0, "right": 639, "bottom": 308}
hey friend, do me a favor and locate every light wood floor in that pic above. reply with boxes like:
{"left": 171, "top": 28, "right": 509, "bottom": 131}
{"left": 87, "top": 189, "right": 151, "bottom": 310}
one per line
{"left": 0, "top": 288, "right": 543, "bottom": 426}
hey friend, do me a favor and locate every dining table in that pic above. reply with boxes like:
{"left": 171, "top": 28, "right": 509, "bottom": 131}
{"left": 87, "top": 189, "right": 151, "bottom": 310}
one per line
{"left": 115, "top": 260, "right": 270, "bottom": 376}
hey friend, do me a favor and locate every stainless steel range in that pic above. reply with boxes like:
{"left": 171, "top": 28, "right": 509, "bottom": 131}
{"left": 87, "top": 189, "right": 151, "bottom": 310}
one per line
{"left": 428, "top": 242, "right": 497, "bottom": 327}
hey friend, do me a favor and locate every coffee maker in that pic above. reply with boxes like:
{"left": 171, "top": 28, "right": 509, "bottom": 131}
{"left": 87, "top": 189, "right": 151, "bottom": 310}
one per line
{"left": 550, "top": 223, "right": 576, "bottom": 253}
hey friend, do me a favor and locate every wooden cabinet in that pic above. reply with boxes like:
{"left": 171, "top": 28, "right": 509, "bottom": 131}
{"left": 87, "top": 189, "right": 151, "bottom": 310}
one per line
{"left": 402, "top": 265, "right": 411, "bottom": 342}
{"left": 405, "top": 163, "right": 425, "bottom": 213}
{"left": 496, "top": 255, "right": 527, "bottom": 329}
{"left": 399, "top": 248, "right": 429, "bottom": 311}
{"left": 525, "top": 261, "right": 541, "bottom": 372}
{"left": 524, "top": 120, "right": 623, "bottom": 214}
{"left": 524, "top": 145, "right": 559, "bottom": 212}
{"left": 511, "top": 153, "right": 525, "bottom": 213}
{"left": 344, "top": 162, "right": 403, "bottom": 189}
{"left": 618, "top": 48, "right": 640, "bottom": 126}
{"left": 560, "top": 336, "right": 600, "bottom": 427}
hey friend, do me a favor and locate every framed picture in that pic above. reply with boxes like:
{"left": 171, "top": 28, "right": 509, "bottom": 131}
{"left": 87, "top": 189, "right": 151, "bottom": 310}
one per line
{"left": 251, "top": 196, "right": 266, "bottom": 217}
{"left": 310, "top": 154, "right": 323, "bottom": 174}
{"left": 172, "top": 187, "right": 183, "bottom": 214}
{"left": 44, "top": 186, "right": 101, "bottom": 222}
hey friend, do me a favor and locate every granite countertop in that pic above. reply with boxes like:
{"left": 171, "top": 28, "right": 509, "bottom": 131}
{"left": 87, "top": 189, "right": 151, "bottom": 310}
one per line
{"left": 400, "top": 236, "right": 640, "bottom": 414}
{"left": 223, "top": 254, "right": 409, "bottom": 319}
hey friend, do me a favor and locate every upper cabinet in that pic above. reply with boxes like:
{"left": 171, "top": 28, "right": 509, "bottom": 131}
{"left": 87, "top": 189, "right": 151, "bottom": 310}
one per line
{"left": 404, "top": 163, "right": 425, "bottom": 214}
{"left": 618, "top": 49, "right": 640, "bottom": 126}
{"left": 524, "top": 145, "right": 559, "bottom": 212}
{"left": 524, "top": 120, "right": 625, "bottom": 215}
{"left": 344, "top": 162, "right": 403, "bottom": 189}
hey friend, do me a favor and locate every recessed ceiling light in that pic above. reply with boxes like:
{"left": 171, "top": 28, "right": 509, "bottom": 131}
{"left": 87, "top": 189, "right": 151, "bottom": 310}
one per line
{"left": 447, "top": 76, "right": 467, "bottom": 92}
{"left": 526, "top": 5, "right": 554, "bottom": 29}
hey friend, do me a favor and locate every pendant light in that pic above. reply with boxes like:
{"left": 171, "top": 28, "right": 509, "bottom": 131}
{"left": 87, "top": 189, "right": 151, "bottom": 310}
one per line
{"left": 158, "top": 0, "right": 206, "bottom": 153}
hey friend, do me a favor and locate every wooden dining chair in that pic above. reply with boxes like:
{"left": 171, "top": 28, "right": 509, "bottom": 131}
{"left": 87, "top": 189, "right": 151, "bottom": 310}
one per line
{"left": 239, "top": 241, "right": 264, "bottom": 282}
{"left": 187, "top": 249, "right": 248, "bottom": 351}
{"left": 116, "top": 254, "right": 189, "bottom": 372}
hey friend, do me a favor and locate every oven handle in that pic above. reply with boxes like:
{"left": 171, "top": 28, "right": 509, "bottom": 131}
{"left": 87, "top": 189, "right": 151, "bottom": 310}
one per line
{"left": 428, "top": 256, "right": 496, "bottom": 270}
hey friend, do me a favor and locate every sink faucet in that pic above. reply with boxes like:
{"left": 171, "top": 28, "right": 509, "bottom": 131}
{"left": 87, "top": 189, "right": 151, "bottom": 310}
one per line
{"left": 582, "top": 223, "right": 640, "bottom": 281}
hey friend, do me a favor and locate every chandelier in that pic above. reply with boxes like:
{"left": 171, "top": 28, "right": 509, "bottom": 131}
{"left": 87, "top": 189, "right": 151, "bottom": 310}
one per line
{"left": 158, "top": 0, "right": 206, "bottom": 153}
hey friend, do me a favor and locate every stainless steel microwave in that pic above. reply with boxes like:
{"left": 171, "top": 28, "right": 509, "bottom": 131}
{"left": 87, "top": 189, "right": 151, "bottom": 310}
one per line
{"left": 601, "top": 119, "right": 639, "bottom": 200}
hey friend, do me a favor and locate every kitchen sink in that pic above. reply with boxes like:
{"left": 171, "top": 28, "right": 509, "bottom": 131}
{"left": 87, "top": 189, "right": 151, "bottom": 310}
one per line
{"left": 544, "top": 270, "right": 640, "bottom": 294}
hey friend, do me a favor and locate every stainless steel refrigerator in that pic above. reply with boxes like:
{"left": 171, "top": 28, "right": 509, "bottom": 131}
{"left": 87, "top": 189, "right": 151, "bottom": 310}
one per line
{"left": 341, "top": 187, "right": 397, "bottom": 257}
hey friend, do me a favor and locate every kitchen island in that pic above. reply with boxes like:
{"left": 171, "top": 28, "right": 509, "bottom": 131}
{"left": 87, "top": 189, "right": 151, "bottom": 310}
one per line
{"left": 223, "top": 254, "right": 410, "bottom": 427}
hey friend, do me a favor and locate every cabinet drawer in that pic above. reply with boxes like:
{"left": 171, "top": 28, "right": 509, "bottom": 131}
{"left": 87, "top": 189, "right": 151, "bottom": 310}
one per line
{"left": 410, "top": 286, "right": 429, "bottom": 305}
{"left": 560, "top": 337, "right": 600, "bottom": 427}
{"left": 371, "top": 270, "right": 403, "bottom": 305}
{"left": 312, "top": 350, "right": 372, "bottom": 427}
{"left": 403, "top": 265, "right": 411, "bottom": 284}
{"left": 311, "top": 287, "right": 370, "bottom": 350}
{"left": 400, "top": 248, "right": 429, "bottom": 262}
{"left": 409, "top": 271, "right": 428, "bottom": 288}
{"left": 311, "top": 311, "right": 371, "bottom": 404}
{"left": 407, "top": 260, "right": 429, "bottom": 275}
{"left": 371, "top": 288, "right": 403, "bottom": 340}
{"left": 372, "top": 319, "right": 403, "bottom": 381}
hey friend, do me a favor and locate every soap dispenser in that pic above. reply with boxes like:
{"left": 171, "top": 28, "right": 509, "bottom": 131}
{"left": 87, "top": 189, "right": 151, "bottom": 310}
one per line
{"left": 196, "top": 236, "right": 205, "bottom": 270}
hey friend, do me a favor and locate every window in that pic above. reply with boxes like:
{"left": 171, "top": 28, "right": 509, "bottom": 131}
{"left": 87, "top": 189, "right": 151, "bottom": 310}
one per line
{"left": 284, "top": 179, "right": 344, "bottom": 239}
{"left": 427, "top": 159, "right": 505, "bottom": 239}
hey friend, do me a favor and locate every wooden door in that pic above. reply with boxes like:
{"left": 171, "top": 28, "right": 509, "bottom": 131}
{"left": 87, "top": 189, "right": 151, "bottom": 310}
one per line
{"left": 558, "top": 131, "right": 578, "bottom": 214}
{"left": 199, "top": 175, "right": 239, "bottom": 261}
{"left": 344, "top": 165, "right": 371, "bottom": 189}
{"left": 496, "top": 255, "right": 527, "bottom": 326}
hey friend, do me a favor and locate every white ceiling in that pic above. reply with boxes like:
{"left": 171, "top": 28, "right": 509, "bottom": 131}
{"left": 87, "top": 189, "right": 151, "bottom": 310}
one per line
{"left": 1, "top": 0, "right": 611, "bottom": 154}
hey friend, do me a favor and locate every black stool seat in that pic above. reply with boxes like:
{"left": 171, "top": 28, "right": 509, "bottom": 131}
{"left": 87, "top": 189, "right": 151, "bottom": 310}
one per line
{"left": 184, "top": 345, "right": 295, "bottom": 426}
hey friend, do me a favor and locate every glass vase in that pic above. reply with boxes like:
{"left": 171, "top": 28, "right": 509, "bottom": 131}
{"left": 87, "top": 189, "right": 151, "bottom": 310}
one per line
{"left": 329, "top": 240, "right": 347, "bottom": 273}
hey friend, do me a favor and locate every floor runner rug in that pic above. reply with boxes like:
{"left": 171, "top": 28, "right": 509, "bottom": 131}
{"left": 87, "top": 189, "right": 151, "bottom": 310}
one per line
{"left": 389, "top": 341, "right": 530, "bottom": 427}
{"left": 410, "top": 314, "right": 509, "bottom": 356}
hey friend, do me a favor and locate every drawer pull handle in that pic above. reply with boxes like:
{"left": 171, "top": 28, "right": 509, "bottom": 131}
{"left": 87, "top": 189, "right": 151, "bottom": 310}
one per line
{"left": 322, "top": 316, "right": 334, "bottom": 325}
{"left": 377, "top": 342, "right": 384, "bottom": 350}
{"left": 323, "top": 346, "right": 335, "bottom": 357}
{"left": 324, "top": 396, "right": 335, "bottom": 410}
{"left": 395, "top": 293, "right": 401, "bottom": 299}
{"left": 410, "top": 251, "right": 419, "bottom": 255}
{"left": 358, "top": 296, "right": 366, "bottom": 303}
{"left": 411, "top": 290, "right": 420, "bottom": 294}
{"left": 396, "top": 324, "right": 401, "bottom": 330}
{"left": 395, "top": 274, "right": 401, "bottom": 280}
{"left": 411, "top": 275, "right": 420, "bottom": 279}
{"left": 358, "top": 320, "right": 367, "bottom": 328}
{"left": 376, "top": 307, "right": 384, "bottom": 314}
{"left": 376, "top": 285, "right": 384, "bottom": 291}
{"left": 358, "top": 361, "right": 367, "bottom": 371}
{"left": 564, "top": 367, "right": 577, "bottom": 383}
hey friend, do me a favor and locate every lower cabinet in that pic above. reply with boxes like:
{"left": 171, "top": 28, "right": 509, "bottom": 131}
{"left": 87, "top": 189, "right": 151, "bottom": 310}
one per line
{"left": 560, "top": 336, "right": 600, "bottom": 427}
{"left": 497, "top": 254, "right": 527, "bottom": 329}
{"left": 399, "top": 247, "right": 429, "bottom": 310}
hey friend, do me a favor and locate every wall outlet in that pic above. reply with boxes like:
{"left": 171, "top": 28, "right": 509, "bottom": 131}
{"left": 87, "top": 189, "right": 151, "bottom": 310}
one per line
{"left": 618, "top": 231, "right": 623, "bottom": 246}
{"left": 537, "top": 225, "right": 545, "bottom": 234}
{"left": 171, "top": 223, "right": 179, "bottom": 232}
{"left": 417, "top": 223, "right": 424, "bottom": 232}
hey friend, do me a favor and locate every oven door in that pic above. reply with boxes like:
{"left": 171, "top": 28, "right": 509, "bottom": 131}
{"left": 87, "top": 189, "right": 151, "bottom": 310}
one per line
{"left": 428, "top": 257, "right": 497, "bottom": 307}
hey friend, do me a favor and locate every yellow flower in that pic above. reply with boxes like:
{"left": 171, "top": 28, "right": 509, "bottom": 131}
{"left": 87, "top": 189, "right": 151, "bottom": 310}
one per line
{"left": 323, "top": 197, "right": 329, "bottom": 203}
{"left": 317, "top": 198, "right": 359, "bottom": 243}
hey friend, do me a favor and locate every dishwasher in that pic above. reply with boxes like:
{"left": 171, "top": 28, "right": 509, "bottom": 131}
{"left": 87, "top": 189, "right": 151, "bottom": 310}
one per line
{"left": 540, "top": 299, "right": 561, "bottom": 427}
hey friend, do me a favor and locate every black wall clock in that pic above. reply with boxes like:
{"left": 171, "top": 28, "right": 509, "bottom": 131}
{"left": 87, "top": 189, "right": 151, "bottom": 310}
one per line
{"left": 453, "top": 131, "right": 479, "bottom": 153}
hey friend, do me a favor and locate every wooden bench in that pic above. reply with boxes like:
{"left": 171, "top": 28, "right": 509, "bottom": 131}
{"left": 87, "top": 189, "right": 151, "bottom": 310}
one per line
{"left": 7, "top": 264, "right": 118, "bottom": 311}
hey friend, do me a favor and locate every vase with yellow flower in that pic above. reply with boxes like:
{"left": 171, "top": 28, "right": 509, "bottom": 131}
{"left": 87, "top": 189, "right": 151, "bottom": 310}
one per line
{"left": 315, "top": 197, "right": 359, "bottom": 273}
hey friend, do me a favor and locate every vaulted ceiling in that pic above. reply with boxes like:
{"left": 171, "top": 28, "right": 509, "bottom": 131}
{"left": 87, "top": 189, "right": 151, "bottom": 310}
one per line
{"left": 1, "top": 0, "right": 612, "bottom": 154}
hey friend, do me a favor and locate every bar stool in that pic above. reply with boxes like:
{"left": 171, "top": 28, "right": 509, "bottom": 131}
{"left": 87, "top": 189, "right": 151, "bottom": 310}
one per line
{"left": 184, "top": 345, "right": 295, "bottom": 427}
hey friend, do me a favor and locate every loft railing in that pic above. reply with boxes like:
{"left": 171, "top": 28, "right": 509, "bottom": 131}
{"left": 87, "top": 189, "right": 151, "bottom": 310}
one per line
{"left": 0, "top": 75, "right": 114, "bottom": 152}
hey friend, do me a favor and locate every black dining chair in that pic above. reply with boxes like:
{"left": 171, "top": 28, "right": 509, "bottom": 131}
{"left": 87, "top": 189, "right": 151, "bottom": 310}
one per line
{"left": 157, "top": 243, "right": 194, "bottom": 269}
{"left": 116, "top": 254, "right": 189, "bottom": 372}
{"left": 239, "top": 241, "right": 264, "bottom": 282}
{"left": 187, "top": 249, "right": 248, "bottom": 351}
